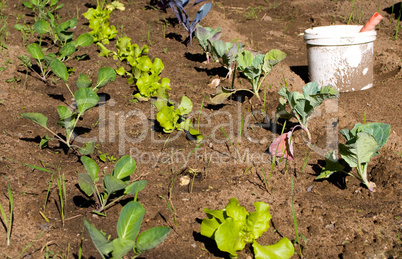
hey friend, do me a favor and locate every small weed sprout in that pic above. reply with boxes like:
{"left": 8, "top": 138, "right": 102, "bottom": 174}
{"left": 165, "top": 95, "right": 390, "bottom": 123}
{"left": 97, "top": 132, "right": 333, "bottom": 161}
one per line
{"left": 0, "top": 179, "right": 13, "bottom": 246}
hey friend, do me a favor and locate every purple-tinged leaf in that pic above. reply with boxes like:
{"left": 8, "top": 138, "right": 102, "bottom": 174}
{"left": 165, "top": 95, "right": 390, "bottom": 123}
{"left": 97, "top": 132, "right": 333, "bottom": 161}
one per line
{"left": 269, "top": 131, "right": 294, "bottom": 160}
{"left": 188, "top": 3, "right": 212, "bottom": 45}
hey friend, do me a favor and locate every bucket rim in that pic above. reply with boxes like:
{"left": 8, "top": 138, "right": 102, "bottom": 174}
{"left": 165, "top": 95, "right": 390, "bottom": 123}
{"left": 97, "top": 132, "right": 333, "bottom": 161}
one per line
{"left": 304, "top": 25, "right": 376, "bottom": 40}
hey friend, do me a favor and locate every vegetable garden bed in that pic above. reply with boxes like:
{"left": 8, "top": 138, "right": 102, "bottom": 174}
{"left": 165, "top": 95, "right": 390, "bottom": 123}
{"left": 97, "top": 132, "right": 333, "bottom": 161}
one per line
{"left": 0, "top": 0, "right": 401, "bottom": 258}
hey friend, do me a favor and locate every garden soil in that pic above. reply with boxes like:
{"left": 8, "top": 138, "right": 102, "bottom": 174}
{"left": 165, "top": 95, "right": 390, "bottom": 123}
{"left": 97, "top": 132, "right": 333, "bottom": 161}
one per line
{"left": 0, "top": 0, "right": 401, "bottom": 258}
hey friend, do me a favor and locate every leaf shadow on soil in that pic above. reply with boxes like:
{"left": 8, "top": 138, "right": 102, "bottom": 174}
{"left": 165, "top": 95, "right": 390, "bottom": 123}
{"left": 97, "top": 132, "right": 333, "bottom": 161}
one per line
{"left": 383, "top": 2, "right": 402, "bottom": 17}
{"left": 84, "top": 3, "right": 96, "bottom": 9}
{"left": 193, "top": 228, "right": 232, "bottom": 259}
{"left": 185, "top": 52, "right": 206, "bottom": 63}
{"left": 194, "top": 66, "right": 229, "bottom": 78}
{"left": 48, "top": 93, "right": 66, "bottom": 102}
{"left": 20, "top": 134, "right": 71, "bottom": 154}
{"left": 166, "top": 32, "right": 184, "bottom": 45}
{"left": 310, "top": 160, "right": 348, "bottom": 190}
{"left": 160, "top": 17, "right": 180, "bottom": 27}
{"left": 289, "top": 65, "right": 309, "bottom": 83}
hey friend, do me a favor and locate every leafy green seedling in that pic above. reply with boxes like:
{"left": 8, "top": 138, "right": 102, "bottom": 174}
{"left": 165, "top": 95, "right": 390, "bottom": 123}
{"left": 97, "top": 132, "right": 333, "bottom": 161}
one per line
{"left": 83, "top": 1, "right": 118, "bottom": 44}
{"left": 208, "top": 39, "right": 244, "bottom": 79}
{"left": 84, "top": 200, "right": 171, "bottom": 259}
{"left": 194, "top": 25, "right": 221, "bottom": 63}
{"left": 153, "top": 96, "right": 203, "bottom": 143}
{"left": 22, "top": 0, "right": 64, "bottom": 21}
{"left": 134, "top": 69, "right": 171, "bottom": 101}
{"left": 18, "top": 33, "right": 93, "bottom": 82}
{"left": 21, "top": 67, "right": 116, "bottom": 154}
{"left": 97, "top": 36, "right": 171, "bottom": 100}
{"left": 0, "top": 179, "right": 13, "bottom": 246}
{"left": 18, "top": 42, "right": 54, "bottom": 82}
{"left": 100, "top": 37, "right": 149, "bottom": 64}
{"left": 316, "top": 122, "right": 391, "bottom": 192}
{"left": 105, "top": 1, "right": 125, "bottom": 12}
{"left": 78, "top": 155, "right": 147, "bottom": 214}
{"left": 21, "top": 0, "right": 85, "bottom": 47}
{"left": 201, "top": 198, "right": 294, "bottom": 258}
{"left": 211, "top": 49, "right": 286, "bottom": 105}
{"left": 99, "top": 151, "right": 117, "bottom": 163}
{"left": 270, "top": 82, "right": 338, "bottom": 160}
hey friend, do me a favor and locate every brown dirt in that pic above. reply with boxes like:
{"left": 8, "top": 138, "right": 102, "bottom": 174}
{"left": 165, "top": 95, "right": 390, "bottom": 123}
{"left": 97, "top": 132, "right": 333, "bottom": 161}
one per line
{"left": 0, "top": 0, "right": 401, "bottom": 258}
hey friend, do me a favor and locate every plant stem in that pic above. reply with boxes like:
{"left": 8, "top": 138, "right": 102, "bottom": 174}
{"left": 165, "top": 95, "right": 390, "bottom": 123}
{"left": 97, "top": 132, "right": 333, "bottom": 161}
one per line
{"left": 66, "top": 112, "right": 83, "bottom": 145}
{"left": 102, "top": 195, "right": 125, "bottom": 212}
{"left": 6, "top": 184, "right": 12, "bottom": 246}
{"left": 357, "top": 163, "right": 372, "bottom": 191}
{"left": 65, "top": 82, "right": 75, "bottom": 99}
{"left": 301, "top": 149, "right": 311, "bottom": 173}
{"left": 197, "top": 97, "right": 204, "bottom": 131}
{"left": 41, "top": 126, "right": 71, "bottom": 148}
{"left": 260, "top": 167, "right": 270, "bottom": 194}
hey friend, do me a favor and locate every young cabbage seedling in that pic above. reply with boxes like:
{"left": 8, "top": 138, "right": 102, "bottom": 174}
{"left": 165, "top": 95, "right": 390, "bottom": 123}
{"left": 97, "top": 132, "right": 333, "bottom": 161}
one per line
{"left": 200, "top": 197, "right": 294, "bottom": 258}
{"left": 194, "top": 25, "right": 221, "bottom": 63}
{"left": 210, "top": 49, "right": 286, "bottom": 105}
{"left": 158, "top": 0, "right": 211, "bottom": 46}
{"left": 22, "top": 0, "right": 64, "bottom": 21}
{"left": 18, "top": 33, "right": 94, "bottom": 83}
{"left": 153, "top": 96, "right": 203, "bottom": 142}
{"left": 269, "top": 82, "right": 338, "bottom": 160}
{"left": 21, "top": 67, "right": 116, "bottom": 154}
{"left": 208, "top": 39, "right": 244, "bottom": 79}
{"left": 316, "top": 122, "right": 391, "bottom": 192}
{"left": 84, "top": 199, "right": 171, "bottom": 259}
{"left": 78, "top": 155, "right": 148, "bottom": 215}
{"left": 20, "top": 0, "right": 71, "bottom": 45}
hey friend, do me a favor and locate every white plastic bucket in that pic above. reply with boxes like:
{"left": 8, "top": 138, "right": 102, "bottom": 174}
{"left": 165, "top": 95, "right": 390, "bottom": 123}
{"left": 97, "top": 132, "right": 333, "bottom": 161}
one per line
{"left": 304, "top": 25, "right": 377, "bottom": 92}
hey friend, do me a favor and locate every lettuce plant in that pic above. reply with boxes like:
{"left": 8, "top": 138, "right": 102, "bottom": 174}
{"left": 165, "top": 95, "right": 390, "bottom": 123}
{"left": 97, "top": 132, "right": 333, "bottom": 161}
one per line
{"left": 200, "top": 198, "right": 294, "bottom": 258}
{"left": 158, "top": 0, "right": 211, "bottom": 45}
{"left": 78, "top": 155, "right": 147, "bottom": 215}
{"left": 153, "top": 96, "right": 203, "bottom": 142}
{"left": 134, "top": 70, "right": 171, "bottom": 101}
{"left": 97, "top": 37, "right": 171, "bottom": 100}
{"left": 316, "top": 122, "right": 391, "bottom": 192}
{"left": 211, "top": 49, "right": 286, "bottom": 105}
{"left": 105, "top": 1, "right": 125, "bottom": 11}
{"left": 194, "top": 25, "right": 221, "bottom": 63}
{"left": 83, "top": 0, "right": 119, "bottom": 44}
{"left": 84, "top": 200, "right": 170, "bottom": 259}
{"left": 20, "top": 67, "right": 116, "bottom": 154}
{"left": 269, "top": 82, "right": 338, "bottom": 160}
{"left": 97, "top": 36, "right": 149, "bottom": 83}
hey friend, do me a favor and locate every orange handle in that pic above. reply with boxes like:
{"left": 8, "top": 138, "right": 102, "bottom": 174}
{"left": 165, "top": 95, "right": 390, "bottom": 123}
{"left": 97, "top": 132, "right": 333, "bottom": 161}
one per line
{"left": 360, "top": 12, "right": 383, "bottom": 32}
